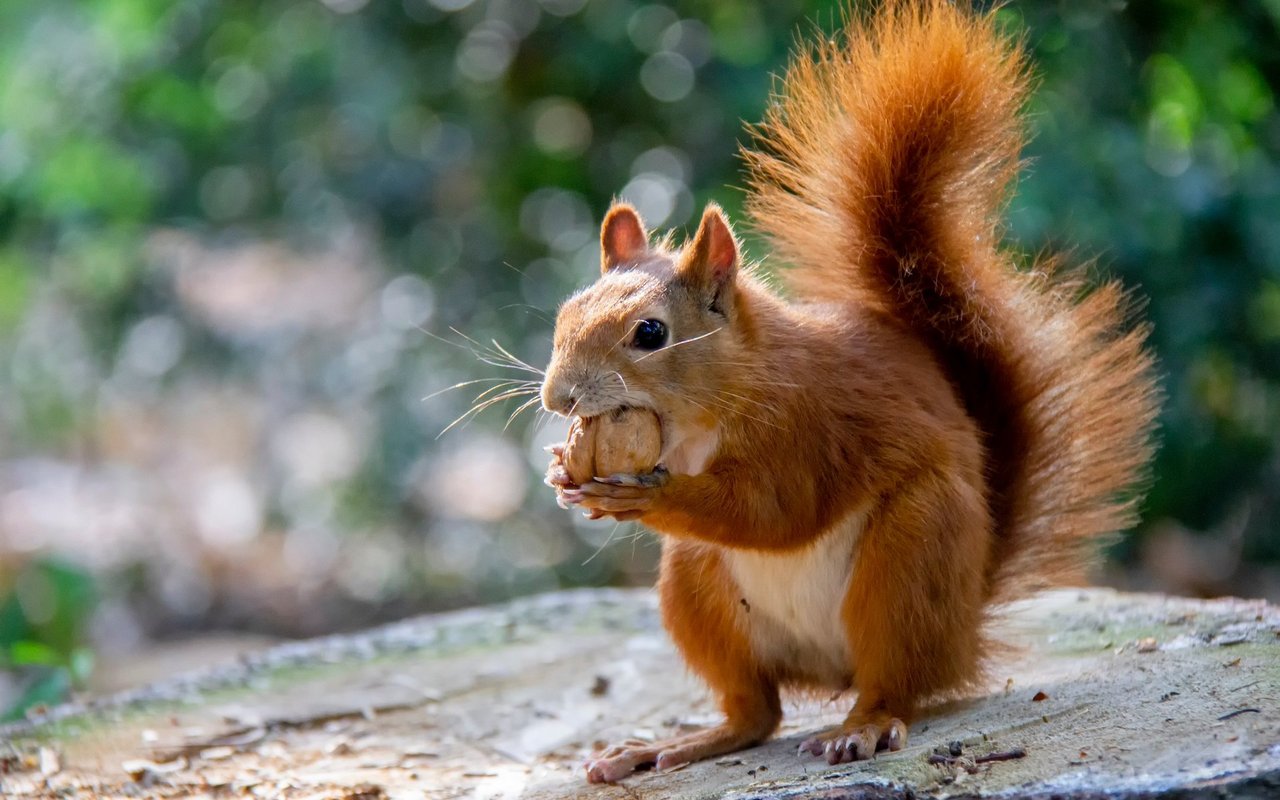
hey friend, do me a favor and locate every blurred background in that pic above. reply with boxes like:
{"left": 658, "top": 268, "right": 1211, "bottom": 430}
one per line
{"left": 1, "top": 0, "right": 1278, "bottom": 719}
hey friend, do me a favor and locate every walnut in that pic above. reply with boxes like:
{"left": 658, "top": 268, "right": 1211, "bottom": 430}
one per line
{"left": 563, "top": 408, "right": 662, "bottom": 485}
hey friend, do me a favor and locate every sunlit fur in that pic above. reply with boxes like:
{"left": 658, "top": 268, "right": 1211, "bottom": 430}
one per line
{"left": 547, "top": 0, "right": 1160, "bottom": 782}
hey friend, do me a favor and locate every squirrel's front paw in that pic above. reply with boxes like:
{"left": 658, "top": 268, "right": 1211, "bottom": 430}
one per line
{"left": 561, "top": 467, "right": 669, "bottom": 520}
{"left": 544, "top": 445, "right": 577, "bottom": 508}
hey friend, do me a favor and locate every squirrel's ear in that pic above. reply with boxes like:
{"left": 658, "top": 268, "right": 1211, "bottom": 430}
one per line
{"left": 600, "top": 204, "right": 648, "bottom": 273}
{"left": 680, "top": 204, "right": 739, "bottom": 302}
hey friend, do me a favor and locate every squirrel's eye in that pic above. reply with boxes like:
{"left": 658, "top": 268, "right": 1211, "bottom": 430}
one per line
{"left": 632, "top": 319, "right": 667, "bottom": 351}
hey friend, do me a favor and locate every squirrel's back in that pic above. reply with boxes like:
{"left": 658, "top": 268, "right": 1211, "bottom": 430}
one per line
{"left": 744, "top": 0, "right": 1159, "bottom": 602}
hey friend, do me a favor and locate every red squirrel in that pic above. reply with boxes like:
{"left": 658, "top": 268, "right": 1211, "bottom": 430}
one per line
{"left": 540, "top": 0, "right": 1158, "bottom": 784}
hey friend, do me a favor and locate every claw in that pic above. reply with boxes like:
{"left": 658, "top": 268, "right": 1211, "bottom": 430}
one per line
{"left": 824, "top": 739, "right": 839, "bottom": 764}
{"left": 799, "top": 718, "right": 908, "bottom": 765}
{"left": 595, "top": 467, "right": 669, "bottom": 488}
{"left": 655, "top": 752, "right": 690, "bottom": 772}
{"left": 886, "top": 719, "right": 906, "bottom": 751}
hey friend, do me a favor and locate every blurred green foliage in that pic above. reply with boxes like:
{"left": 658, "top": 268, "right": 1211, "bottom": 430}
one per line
{"left": 0, "top": 0, "right": 1278, "bottom": 717}
{"left": 1010, "top": 2, "right": 1280, "bottom": 571}
{"left": 0, "top": 561, "right": 95, "bottom": 721}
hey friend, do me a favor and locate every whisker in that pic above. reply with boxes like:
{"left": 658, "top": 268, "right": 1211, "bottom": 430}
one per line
{"left": 437, "top": 387, "right": 539, "bottom": 439}
{"left": 417, "top": 325, "right": 553, "bottom": 437}
{"left": 436, "top": 395, "right": 533, "bottom": 440}
{"left": 613, "top": 371, "right": 629, "bottom": 393}
{"left": 497, "top": 303, "right": 554, "bottom": 325}
{"left": 460, "top": 379, "right": 537, "bottom": 406}
{"left": 680, "top": 394, "right": 715, "bottom": 419}
{"left": 504, "top": 394, "right": 544, "bottom": 432}
{"left": 488, "top": 338, "right": 545, "bottom": 376}
{"left": 416, "top": 326, "right": 536, "bottom": 375}
{"left": 634, "top": 327, "right": 723, "bottom": 362}
{"left": 608, "top": 319, "right": 643, "bottom": 355}
{"left": 696, "top": 362, "right": 803, "bottom": 384}
{"left": 442, "top": 378, "right": 532, "bottom": 409}
{"left": 715, "top": 389, "right": 785, "bottom": 415}
{"left": 470, "top": 386, "right": 539, "bottom": 412}
{"left": 532, "top": 407, "right": 555, "bottom": 437}
{"left": 646, "top": 381, "right": 744, "bottom": 425}
{"left": 476, "top": 357, "right": 539, "bottom": 375}
{"left": 421, "top": 377, "right": 537, "bottom": 403}
{"left": 436, "top": 325, "right": 544, "bottom": 376}
{"left": 711, "top": 388, "right": 780, "bottom": 413}
{"left": 627, "top": 523, "right": 652, "bottom": 558}
{"left": 582, "top": 519, "right": 626, "bottom": 566}
{"left": 701, "top": 394, "right": 786, "bottom": 431}
{"left": 416, "top": 326, "right": 483, "bottom": 355}
{"left": 446, "top": 325, "right": 489, "bottom": 351}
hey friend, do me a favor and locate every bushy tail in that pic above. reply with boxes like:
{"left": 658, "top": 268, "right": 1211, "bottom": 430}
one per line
{"left": 743, "top": 0, "right": 1159, "bottom": 602}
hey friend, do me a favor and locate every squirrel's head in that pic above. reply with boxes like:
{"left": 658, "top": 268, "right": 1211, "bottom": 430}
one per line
{"left": 541, "top": 202, "right": 742, "bottom": 422}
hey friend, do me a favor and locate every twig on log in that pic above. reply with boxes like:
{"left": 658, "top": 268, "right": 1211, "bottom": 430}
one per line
{"left": 975, "top": 748, "right": 1027, "bottom": 763}
{"left": 1217, "top": 708, "right": 1261, "bottom": 721}
{"left": 928, "top": 748, "right": 1027, "bottom": 768}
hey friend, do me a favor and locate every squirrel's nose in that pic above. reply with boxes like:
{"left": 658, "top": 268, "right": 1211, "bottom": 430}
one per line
{"left": 541, "top": 382, "right": 576, "bottom": 416}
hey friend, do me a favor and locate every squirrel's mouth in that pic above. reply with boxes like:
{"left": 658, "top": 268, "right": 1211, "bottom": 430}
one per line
{"left": 567, "top": 400, "right": 632, "bottom": 421}
{"left": 541, "top": 366, "right": 654, "bottom": 419}
{"left": 567, "top": 386, "right": 652, "bottom": 421}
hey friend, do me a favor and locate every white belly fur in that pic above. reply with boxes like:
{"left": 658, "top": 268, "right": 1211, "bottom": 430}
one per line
{"left": 723, "top": 510, "right": 865, "bottom": 688}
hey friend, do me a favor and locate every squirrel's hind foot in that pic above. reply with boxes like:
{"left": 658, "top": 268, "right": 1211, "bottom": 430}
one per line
{"left": 585, "top": 723, "right": 762, "bottom": 784}
{"left": 798, "top": 715, "right": 907, "bottom": 764}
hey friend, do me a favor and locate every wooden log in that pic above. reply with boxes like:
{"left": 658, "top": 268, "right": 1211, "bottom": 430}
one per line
{"left": 1, "top": 588, "right": 1277, "bottom": 798}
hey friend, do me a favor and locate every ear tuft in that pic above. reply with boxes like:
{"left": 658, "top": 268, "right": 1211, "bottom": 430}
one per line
{"left": 682, "top": 203, "right": 739, "bottom": 289}
{"left": 600, "top": 204, "right": 648, "bottom": 273}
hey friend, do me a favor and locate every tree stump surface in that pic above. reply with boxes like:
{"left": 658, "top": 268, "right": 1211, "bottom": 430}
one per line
{"left": 1, "top": 587, "right": 1277, "bottom": 799}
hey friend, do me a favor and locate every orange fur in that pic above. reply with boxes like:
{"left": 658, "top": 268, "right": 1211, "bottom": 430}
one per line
{"left": 745, "top": 0, "right": 1159, "bottom": 600}
{"left": 542, "top": 0, "right": 1159, "bottom": 783}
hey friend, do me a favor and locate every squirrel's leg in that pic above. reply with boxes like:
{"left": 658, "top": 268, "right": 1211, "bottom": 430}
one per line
{"left": 585, "top": 539, "right": 781, "bottom": 783}
{"left": 801, "top": 468, "right": 990, "bottom": 764}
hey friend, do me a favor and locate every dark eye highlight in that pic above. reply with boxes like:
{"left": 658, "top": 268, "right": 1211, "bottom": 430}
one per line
{"left": 632, "top": 319, "right": 667, "bottom": 350}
